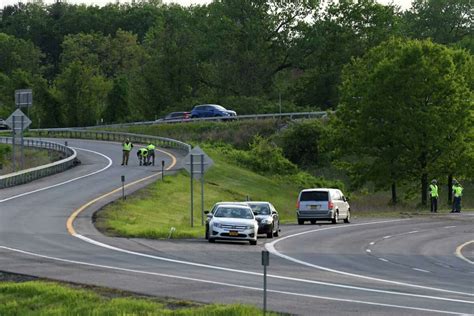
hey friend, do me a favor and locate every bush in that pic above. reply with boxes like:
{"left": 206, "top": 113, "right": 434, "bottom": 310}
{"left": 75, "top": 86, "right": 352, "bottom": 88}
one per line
{"left": 277, "top": 120, "right": 325, "bottom": 167}
{"left": 0, "top": 145, "right": 11, "bottom": 169}
{"left": 218, "top": 136, "right": 298, "bottom": 175}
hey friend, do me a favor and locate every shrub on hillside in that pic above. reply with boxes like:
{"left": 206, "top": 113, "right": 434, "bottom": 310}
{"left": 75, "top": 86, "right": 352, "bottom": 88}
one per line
{"left": 277, "top": 120, "right": 325, "bottom": 167}
{"left": 0, "top": 145, "right": 11, "bottom": 169}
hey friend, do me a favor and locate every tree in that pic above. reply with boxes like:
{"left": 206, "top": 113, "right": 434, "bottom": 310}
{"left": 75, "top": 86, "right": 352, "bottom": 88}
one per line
{"left": 337, "top": 38, "right": 473, "bottom": 205}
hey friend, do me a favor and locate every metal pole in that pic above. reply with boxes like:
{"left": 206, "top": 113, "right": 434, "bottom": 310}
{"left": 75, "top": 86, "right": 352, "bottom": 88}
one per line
{"left": 20, "top": 116, "right": 24, "bottom": 170}
{"left": 201, "top": 154, "right": 204, "bottom": 226}
{"left": 190, "top": 154, "right": 194, "bottom": 227}
{"left": 121, "top": 175, "right": 125, "bottom": 200}
{"left": 263, "top": 263, "right": 267, "bottom": 315}
{"left": 161, "top": 160, "right": 165, "bottom": 181}
{"left": 12, "top": 117, "right": 16, "bottom": 172}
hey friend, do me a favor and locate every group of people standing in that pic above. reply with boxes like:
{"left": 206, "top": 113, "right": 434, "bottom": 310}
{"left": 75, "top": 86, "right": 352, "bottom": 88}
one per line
{"left": 121, "top": 138, "right": 156, "bottom": 166}
{"left": 429, "top": 179, "right": 464, "bottom": 213}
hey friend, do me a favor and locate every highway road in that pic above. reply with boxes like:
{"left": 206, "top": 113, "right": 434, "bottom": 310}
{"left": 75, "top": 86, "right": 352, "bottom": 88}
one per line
{"left": 0, "top": 139, "right": 473, "bottom": 315}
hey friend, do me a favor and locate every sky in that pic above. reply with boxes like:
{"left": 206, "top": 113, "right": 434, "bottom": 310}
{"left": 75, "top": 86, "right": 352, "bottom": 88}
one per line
{"left": 1, "top": 0, "right": 414, "bottom": 11}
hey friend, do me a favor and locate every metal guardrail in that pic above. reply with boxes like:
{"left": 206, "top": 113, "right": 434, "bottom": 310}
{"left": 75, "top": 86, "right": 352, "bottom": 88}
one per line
{"left": 29, "top": 129, "right": 192, "bottom": 153}
{"left": 63, "top": 111, "right": 329, "bottom": 130}
{"left": 0, "top": 137, "right": 77, "bottom": 189}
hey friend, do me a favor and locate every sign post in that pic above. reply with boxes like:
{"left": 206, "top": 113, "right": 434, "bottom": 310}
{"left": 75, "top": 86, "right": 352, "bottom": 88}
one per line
{"left": 182, "top": 146, "right": 214, "bottom": 227}
{"left": 262, "top": 250, "right": 269, "bottom": 315}
{"left": 5, "top": 109, "right": 32, "bottom": 172}
{"left": 121, "top": 175, "right": 126, "bottom": 200}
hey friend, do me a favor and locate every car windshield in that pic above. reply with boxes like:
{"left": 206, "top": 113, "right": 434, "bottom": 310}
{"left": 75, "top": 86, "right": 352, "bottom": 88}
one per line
{"left": 248, "top": 204, "right": 270, "bottom": 215}
{"left": 214, "top": 207, "right": 253, "bottom": 219}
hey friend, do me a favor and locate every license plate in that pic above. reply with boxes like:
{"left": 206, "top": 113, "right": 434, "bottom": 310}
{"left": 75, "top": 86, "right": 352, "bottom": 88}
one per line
{"left": 229, "top": 231, "right": 239, "bottom": 236}
{"left": 310, "top": 205, "right": 320, "bottom": 210}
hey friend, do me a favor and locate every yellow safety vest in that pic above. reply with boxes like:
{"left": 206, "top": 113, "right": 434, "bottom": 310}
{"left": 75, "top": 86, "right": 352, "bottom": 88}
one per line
{"left": 123, "top": 142, "right": 132, "bottom": 151}
{"left": 429, "top": 184, "right": 438, "bottom": 197}
{"left": 453, "top": 185, "right": 463, "bottom": 197}
{"left": 147, "top": 144, "right": 155, "bottom": 151}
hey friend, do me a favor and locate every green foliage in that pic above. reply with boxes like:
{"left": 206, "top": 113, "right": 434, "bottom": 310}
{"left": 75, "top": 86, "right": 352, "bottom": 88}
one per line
{"left": 0, "top": 145, "right": 11, "bottom": 169}
{"left": 337, "top": 37, "right": 473, "bottom": 204}
{"left": 0, "top": 281, "right": 274, "bottom": 315}
{"left": 277, "top": 120, "right": 325, "bottom": 167}
{"left": 220, "top": 135, "right": 298, "bottom": 175}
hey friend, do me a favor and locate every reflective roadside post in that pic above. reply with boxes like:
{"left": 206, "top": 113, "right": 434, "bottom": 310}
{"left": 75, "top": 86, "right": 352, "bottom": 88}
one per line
{"left": 161, "top": 160, "right": 165, "bottom": 181}
{"left": 121, "top": 175, "right": 125, "bottom": 200}
{"left": 262, "top": 250, "right": 269, "bottom": 315}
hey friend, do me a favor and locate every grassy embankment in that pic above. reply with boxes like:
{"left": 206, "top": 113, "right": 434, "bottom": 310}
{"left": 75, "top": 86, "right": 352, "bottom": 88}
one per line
{"left": 96, "top": 120, "right": 473, "bottom": 240}
{"left": 0, "top": 279, "right": 274, "bottom": 315}
{"left": 0, "top": 144, "right": 60, "bottom": 175}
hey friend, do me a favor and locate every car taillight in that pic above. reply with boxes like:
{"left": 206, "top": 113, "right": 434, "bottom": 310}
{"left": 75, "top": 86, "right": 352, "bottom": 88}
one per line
{"left": 296, "top": 200, "right": 300, "bottom": 209}
{"left": 328, "top": 201, "right": 334, "bottom": 210}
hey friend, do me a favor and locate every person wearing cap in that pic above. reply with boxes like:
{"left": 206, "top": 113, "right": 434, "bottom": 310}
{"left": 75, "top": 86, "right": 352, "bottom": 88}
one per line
{"left": 146, "top": 143, "right": 156, "bottom": 166}
{"left": 428, "top": 179, "right": 439, "bottom": 213}
{"left": 451, "top": 179, "right": 463, "bottom": 213}
{"left": 137, "top": 147, "right": 148, "bottom": 166}
{"left": 121, "top": 138, "right": 133, "bottom": 166}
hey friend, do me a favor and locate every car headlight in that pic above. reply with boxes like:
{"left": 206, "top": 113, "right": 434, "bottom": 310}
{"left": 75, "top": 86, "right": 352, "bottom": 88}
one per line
{"left": 261, "top": 218, "right": 273, "bottom": 224}
{"left": 246, "top": 225, "right": 255, "bottom": 230}
{"left": 213, "top": 222, "right": 222, "bottom": 228}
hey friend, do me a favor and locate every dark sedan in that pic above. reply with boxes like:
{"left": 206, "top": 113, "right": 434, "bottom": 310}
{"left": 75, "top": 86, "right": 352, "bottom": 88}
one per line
{"left": 190, "top": 104, "right": 236, "bottom": 119}
{"left": 245, "top": 201, "right": 280, "bottom": 238}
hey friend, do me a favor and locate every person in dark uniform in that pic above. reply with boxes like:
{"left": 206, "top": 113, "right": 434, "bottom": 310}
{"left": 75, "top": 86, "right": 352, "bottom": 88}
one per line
{"left": 428, "top": 179, "right": 438, "bottom": 213}
{"left": 137, "top": 147, "right": 148, "bottom": 166}
{"left": 121, "top": 138, "right": 133, "bottom": 166}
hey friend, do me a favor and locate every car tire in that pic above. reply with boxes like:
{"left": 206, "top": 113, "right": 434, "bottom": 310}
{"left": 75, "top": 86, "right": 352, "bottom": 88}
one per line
{"left": 344, "top": 210, "right": 351, "bottom": 223}
{"left": 332, "top": 211, "right": 339, "bottom": 224}
{"left": 208, "top": 238, "right": 215, "bottom": 243}
{"left": 266, "top": 227, "right": 273, "bottom": 239}
{"left": 310, "top": 220, "right": 316, "bottom": 224}
{"left": 298, "top": 219, "right": 304, "bottom": 225}
{"left": 249, "top": 239, "right": 257, "bottom": 245}
{"left": 273, "top": 224, "right": 279, "bottom": 237}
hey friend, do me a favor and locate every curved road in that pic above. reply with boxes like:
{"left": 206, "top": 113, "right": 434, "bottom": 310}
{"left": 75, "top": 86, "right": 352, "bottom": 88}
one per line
{"left": 0, "top": 139, "right": 472, "bottom": 315}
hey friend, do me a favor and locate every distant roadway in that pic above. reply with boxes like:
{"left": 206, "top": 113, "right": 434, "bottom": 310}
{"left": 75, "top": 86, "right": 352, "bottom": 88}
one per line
{"left": 0, "top": 139, "right": 472, "bottom": 315}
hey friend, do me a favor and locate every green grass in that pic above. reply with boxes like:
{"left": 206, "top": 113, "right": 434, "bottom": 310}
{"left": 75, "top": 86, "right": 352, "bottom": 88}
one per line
{"left": 97, "top": 143, "right": 473, "bottom": 239}
{"left": 96, "top": 145, "right": 302, "bottom": 239}
{"left": 0, "top": 144, "right": 60, "bottom": 175}
{"left": 0, "top": 280, "right": 275, "bottom": 315}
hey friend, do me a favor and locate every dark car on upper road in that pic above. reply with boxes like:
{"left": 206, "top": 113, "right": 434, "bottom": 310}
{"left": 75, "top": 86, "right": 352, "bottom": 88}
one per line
{"left": 245, "top": 201, "right": 280, "bottom": 238}
{"left": 190, "top": 104, "right": 237, "bottom": 119}
{"left": 156, "top": 111, "right": 190, "bottom": 122}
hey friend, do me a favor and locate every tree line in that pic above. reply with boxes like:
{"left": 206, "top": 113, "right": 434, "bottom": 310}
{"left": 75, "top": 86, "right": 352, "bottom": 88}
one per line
{"left": 0, "top": 0, "right": 472, "bottom": 205}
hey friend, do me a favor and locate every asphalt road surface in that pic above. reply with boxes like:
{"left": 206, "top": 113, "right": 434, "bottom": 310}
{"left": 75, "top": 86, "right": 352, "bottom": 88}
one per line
{"left": 0, "top": 139, "right": 473, "bottom": 315}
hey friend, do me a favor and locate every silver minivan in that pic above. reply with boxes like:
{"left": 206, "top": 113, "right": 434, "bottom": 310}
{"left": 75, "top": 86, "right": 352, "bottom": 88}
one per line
{"left": 296, "top": 188, "right": 350, "bottom": 225}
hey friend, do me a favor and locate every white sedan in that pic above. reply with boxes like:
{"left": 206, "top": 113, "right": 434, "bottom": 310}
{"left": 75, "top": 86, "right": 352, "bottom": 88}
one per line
{"left": 208, "top": 204, "right": 258, "bottom": 245}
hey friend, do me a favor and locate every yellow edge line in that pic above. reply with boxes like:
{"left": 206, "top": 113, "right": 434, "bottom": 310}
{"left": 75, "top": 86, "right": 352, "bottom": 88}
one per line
{"left": 67, "top": 148, "right": 177, "bottom": 236}
{"left": 455, "top": 240, "right": 474, "bottom": 265}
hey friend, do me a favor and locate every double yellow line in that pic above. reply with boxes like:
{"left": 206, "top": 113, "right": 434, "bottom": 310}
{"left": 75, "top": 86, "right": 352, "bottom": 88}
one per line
{"left": 67, "top": 149, "right": 177, "bottom": 235}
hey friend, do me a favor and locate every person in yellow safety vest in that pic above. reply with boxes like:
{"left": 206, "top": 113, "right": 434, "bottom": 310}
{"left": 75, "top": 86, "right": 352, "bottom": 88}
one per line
{"left": 137, "top": 147, "right": 148, "bottom": 166}
{"left": 121, "top": 138, "right": 133, "bottom": 166}
{"left": 428, "top": 179, "right": 438, "bottom": 213}
{"left": 451, "top": 179, "right": 463, "bottom": 213}
{"left": 146, "top": 143, "right": 156, "bottom": 166}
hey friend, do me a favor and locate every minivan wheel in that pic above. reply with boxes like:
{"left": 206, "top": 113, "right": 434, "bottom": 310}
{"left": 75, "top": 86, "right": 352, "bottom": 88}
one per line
{"left": 310, "top": 220, "right": 316, "bottom": 224}
{"left": 298, "top": 219, "right": 304, "bottom": 225}
{"left": 344, "top": 210, "right": 351, "bottom": 223}
{"left": 332, "top": 212, "right": 339, "bottom": 224}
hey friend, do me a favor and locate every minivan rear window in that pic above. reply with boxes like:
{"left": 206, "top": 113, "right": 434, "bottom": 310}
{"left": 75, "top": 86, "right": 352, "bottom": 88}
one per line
{"left": 300, "top": 191, "right": 329, "bottom": 201}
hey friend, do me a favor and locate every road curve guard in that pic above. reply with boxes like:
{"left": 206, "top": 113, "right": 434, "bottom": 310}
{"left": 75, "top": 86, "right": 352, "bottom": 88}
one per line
{"left": 30, "top": 129, "right": 192, "bottom": 153}
{"left": 0, "top": 137, "right": 77, "bottom": 189}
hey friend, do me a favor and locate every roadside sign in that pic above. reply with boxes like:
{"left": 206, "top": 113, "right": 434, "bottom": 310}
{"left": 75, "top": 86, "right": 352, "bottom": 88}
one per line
{"left": 262, "top": 250, "right": 270, "bottom": 266}
{"left": 182, "top": 146, "right": 214, "bottom": 179}
{"left": 15, "top": 89, "right": 33, "bottom": 108}
{"left": 5, "top": 109, "right": 32, "bottom": 131}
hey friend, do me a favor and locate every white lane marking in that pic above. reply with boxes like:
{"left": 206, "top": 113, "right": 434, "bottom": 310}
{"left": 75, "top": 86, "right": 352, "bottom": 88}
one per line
{"left": 0, "top": 246, "right": 470, "bottom": 315}
{"left": 456, "top": 241, "right": 474, "bottom": 265}
{"left": 366, "top": 249, "right": 372, "bottom": 253}
{"left": 407, "top": 231, "right": 419, "bottom": 234}
{"left": 71, "top": 234, "right": 474, "bottom": 304}
{"left": 413, "top": 268, "right": 430, "bottom": 273}
{"left": 378, "top": 258, "right": 389, "bottom": 262}
{"left": 445, "top": 226, "right": 457, "bottom": 229}
{"left": 265, "top": 220, "right": 474, "bottom": 297}
{"left": 0, "top": 147, "right": 112, "bottom": 203}
{"left": 370, "top": 241, "right": 375, "bottom": 245}
{"left": 383, "top": 235, "right": 392, "bottom": 239}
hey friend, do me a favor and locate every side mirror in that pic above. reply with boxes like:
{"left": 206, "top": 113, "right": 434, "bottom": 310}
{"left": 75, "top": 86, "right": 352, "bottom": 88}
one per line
{"left": 204, "top": 211, "right": 209, "bottom": 214}
{"left": 344, "top": 197, "right": 350, "bottom": 202}
{"left": 253, "top": 212, "right": 258, "bottom": 216}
